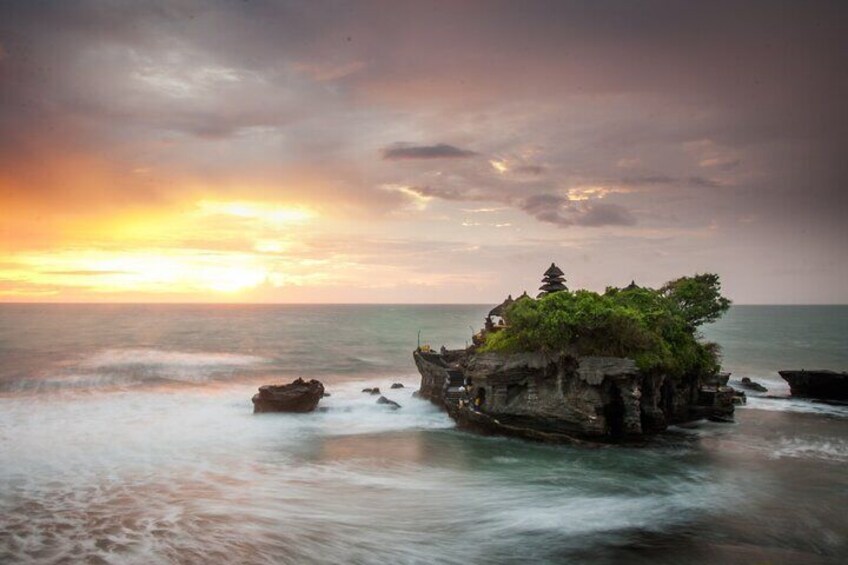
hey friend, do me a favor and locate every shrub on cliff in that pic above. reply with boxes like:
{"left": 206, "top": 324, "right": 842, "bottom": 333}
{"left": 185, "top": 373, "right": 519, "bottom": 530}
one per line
{"left": 480, "top": 274, "right": 730, "bottom": 378}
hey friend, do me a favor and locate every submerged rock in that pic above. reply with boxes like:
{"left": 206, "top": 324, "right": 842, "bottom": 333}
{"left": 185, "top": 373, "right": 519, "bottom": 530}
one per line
{"left": 739, "top": 377, "right": 768, "bottom": 393}
{"left": 377, "top": 396, "right": 401, "bottom": 409}
{"left": 362, "top": 387, "right": 381, "bottom": 395}
{"left": 252, "top": 378, "right": 324, "bottom": 413}
{"left": 390, "top": 383, "right": 405, "bottom": 389}
{"left": 779, "top": 370, "right": 848, "bottom": 400}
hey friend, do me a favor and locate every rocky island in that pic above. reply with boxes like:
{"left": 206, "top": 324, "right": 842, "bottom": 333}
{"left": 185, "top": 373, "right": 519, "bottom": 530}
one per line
{"left": 414, "top": 264, "right": 738, "bottom": 443}
{"left": 252, "top": 378, "right": 325, "bottom": 413}
{"left": 779, "top": 369, "right": 848, "bottom": 400}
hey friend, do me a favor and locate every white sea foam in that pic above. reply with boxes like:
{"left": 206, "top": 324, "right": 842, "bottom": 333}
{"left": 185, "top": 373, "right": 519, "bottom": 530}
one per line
{"left": 9, "top": 349, "right": 271, "bottom": 392}
{"left": 80, "top": 348, "right": 267, "bottom": 369}
{"left": 770, "top": 437, "right": 848, "bottom": 462}
{"left": 742, "top": 395, "right": 848, "bottom": 418}
{"left": 0, "top": 376, "right": 735, "bottom": 564}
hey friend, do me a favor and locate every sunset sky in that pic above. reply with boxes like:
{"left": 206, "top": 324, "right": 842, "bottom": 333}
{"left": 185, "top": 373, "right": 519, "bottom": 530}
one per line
{"left": 1, "top": 0, "right": 845, "bottom": 303}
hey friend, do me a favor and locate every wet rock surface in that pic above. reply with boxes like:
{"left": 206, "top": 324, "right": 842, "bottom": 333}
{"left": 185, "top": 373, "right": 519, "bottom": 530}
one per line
{"left": 252, "top": 378, "right": 325, "bottom": 413}
{"left": 362, "top": 387, "right": 381, "bottom": 395}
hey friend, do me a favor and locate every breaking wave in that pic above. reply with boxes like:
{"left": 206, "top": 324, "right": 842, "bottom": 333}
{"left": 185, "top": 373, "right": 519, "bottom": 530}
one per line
{"left": 4, "top": 349, "right": 270, "bottom": 393}
{"left": 770, "top": 437, "right": 848, "bottom": 463}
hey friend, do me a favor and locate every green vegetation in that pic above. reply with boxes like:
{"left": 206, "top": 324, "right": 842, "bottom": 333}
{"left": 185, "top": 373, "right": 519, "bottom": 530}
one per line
{"left": 479, "top": 274, "right": 731, "bottom": 377}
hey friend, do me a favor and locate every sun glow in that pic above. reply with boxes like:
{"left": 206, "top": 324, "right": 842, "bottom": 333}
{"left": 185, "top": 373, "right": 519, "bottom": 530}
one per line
{"left": 197, "top": 200, "right": 313, "bottom": 225}
{"left": 0, "top": 199, "right": 319, "bottom": 299}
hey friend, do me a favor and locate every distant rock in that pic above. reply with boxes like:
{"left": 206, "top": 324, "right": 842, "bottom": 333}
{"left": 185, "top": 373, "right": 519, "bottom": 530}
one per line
{"left": 739, "top": 377, "right": 768, "bottom": 393}
{"left": 362, "top": 387, "right": 381, "bottom": 395}
{"left": 253, "top": 378, "right": 324, "bottom": 413}
{"left": 377, "top": 396, "right": 401, "bottom": 409}
{"left": 779, "top": 370, "right": 848, "bottom": 400}
{"left": 390, "top": 383, "right": 405, "bottom": 389}
{"left": 322, "top": 392, "right": 331, "bottom": 397}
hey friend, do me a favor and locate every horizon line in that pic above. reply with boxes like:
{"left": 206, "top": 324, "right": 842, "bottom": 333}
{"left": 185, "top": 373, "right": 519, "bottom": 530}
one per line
{"left": 1, "top": 301, "right": 846, "bottom": 307}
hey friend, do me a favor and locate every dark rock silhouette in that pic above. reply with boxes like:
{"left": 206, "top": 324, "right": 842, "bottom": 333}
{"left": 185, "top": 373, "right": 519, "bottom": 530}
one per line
{"left": 390, "top": 383, "right": 405, "bottom": 389}
{"left": 739, "top": 377, "right": 768, "bottom": 392}
{"left": 252, "top": 378, "right": 324, "bottom": 413}
{"left": 377, "top": 396, "right": 401, "bottom": 409}
{"left": 362, "top": 387, "right": 381, "bottom": 395}
{"left": 779, "top": 370, "right": 848, "bottom": 400}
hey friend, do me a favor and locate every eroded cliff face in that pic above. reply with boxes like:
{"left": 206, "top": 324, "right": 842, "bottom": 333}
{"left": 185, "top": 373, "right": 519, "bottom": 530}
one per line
{"left": 414, "top": 349, "right": 732, "bottom": 440}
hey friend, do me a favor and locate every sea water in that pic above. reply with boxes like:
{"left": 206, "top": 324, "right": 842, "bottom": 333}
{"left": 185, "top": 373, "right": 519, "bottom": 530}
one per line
{"left": 0, "top": 305, "right": 846, "bottom": 563}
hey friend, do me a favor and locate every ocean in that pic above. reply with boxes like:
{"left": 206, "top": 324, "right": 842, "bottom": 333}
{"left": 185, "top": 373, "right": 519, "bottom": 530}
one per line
{"left": 0, "top": 304, "right": 846, "bottom": 563}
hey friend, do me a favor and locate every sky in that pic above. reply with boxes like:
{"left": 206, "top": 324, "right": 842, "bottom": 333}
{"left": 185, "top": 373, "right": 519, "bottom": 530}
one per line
{"left": 0, "top": 0, "right": 846, "bottom": 304}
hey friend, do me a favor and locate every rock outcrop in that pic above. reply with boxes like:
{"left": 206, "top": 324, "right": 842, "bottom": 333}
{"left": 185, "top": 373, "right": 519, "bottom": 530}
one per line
{"left": 779, "top": 370, "right": 848, "bottom": 400}
{"left": 252, "top": 378, "right": 325, "bottom": 413}
{"left": 377, "top": 396, "right": 401, "bottom": 409}
{"left": 362, "top": 387, "right": 381, "bottom": 395}
{"left": 738, "top": 377, "right": 768, "bottom": 393}
{"left": 390, "top": 383, "right": 405, "bottom": 389}
{"left": 414, "top": 348, "right": 736, "bottom": 442}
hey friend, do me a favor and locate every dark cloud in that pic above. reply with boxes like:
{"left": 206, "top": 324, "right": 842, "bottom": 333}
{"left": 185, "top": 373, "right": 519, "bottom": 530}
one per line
{"left": 396, "top": 185, "right": 472, "bottom": 201}
{"left": 514, "top": 165, "right": 545, "bottom": 175}
{"left": 382, "top": 143, "right": 477, "bottom": 160}
{"left": 519, "top": 194, "right": 636, "bottom": 228}
{"left": 686, "top": 176, "right": 723, "bottom": 188}
{"left": 619, "top": 175, "right": 722, "bottom": 189}
{"left": 575, "top": 203, "right": 636, "bottom": 227}
{"left": 621, "top": 175, "right": 675, "bottom": 186}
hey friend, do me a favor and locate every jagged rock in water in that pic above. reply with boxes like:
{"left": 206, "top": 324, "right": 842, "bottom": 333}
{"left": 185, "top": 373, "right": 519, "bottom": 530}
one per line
{"left": 252, "top": 378, "right": 324, "bottom": 413}
{"left": 362, "top": 387, "right": 381, "bottom": 395}
{"left": 377, "top": 396, "right": 401, "bottom": 409}
{"left": 779, "top": 370, "right": 848, "bottom": 400}
{"left": 414, "top": 348, "right": 735, "bottom": 442}
{"left": 739, "top": 377, "right": 768, "bottom": 392}
{"left": 390, "top": 383, "right": 405, "bottom": 389}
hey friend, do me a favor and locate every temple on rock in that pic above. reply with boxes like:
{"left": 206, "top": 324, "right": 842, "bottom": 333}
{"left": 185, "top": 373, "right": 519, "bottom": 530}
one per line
{"left": 413, "top": 263, "right": 737, "bottom": 444}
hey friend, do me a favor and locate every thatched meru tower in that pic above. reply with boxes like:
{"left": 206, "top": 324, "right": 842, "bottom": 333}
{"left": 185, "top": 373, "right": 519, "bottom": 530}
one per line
{"left": 538, "top": 263, "right": 567, "bottom": 297}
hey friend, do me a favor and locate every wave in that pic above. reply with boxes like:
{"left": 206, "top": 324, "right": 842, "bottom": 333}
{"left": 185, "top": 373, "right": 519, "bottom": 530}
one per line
{"left": 742, "top": 395, "right": 848, "bottom": 418}
{"left": 770, "top": 437, "right": 848, "bottom": 462}
{"left": 80, "top": 348, "right": 267, "bottom": 369}
{"left": 3, "top": 348, "right": 269, "bottom": 393}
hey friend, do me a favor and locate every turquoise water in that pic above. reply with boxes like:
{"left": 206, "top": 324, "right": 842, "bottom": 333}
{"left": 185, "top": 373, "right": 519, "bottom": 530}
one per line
{"left": 0, "top": 305, "right": 846, "bottom": 563}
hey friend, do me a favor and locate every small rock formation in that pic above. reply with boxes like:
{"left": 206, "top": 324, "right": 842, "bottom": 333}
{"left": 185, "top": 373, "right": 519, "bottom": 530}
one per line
{"left": 739, "top": 377, "right": 768, "bottom": 393}
{"left": 390, "top": 383, "right": 405, "bottom": 389}
{"left": 362, "top": 387, "right": 381, "bottom": 395}
{"left": 252, "top": 378, "right": 324, "bottom": 413}
{"left": 377, "top": 396, "right": 401, "bottom": 409}
{"left": 779, "top": 370, "right": 848, "bottom": 400}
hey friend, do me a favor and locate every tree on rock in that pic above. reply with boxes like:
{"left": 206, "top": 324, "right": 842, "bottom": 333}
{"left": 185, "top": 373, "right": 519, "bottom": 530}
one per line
{"left": 659, "top": 273, "right": 731, "bottom": 328}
